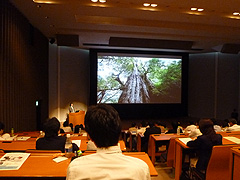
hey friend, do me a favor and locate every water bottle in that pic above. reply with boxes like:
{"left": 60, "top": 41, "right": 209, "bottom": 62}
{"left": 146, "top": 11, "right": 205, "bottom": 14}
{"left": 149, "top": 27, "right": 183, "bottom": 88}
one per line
{"left": 11, "top": 128, "right": 14, "bottom": 137}
{"left": 65, "top": 134, "right": 73, "bottom": 158}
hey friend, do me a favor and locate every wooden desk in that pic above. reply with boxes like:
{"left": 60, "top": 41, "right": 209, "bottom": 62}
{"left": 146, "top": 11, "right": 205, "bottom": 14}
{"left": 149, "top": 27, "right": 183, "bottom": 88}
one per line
{"left": 148, "top": 134, "right": 187, "bottom": 165}
{"left": 230, "top": 146, "right": 240, "bottom": 180}
{"left": 0, "top": 153, "right": 71, "bottom": 179}
{"left": 175, "top": 136, "right": 240, "bottom": 180}
{"left": 0, "top": 141, "right": 36, "bottom": 152}
{"left": 69, "top": 111, "right": 85, "bottom": 127}
{"left": 0, "top": 136, "right": 126, "bottom": 152}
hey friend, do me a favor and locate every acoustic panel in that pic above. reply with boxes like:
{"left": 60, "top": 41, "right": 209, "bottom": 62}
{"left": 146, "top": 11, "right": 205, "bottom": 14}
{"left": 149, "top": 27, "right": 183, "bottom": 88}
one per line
{"left": 56, "top": 34, "right": 79, "bottom": 46}
{"left": 109, "top": 37, "right": 193, "bottom": 50}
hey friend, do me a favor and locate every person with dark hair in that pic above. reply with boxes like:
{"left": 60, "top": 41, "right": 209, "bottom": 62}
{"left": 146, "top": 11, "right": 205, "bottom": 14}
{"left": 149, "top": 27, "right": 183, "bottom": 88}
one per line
{"left": 62, "top": 119, "right": 72, "bottom": 133}
{"left": 0, "top": 122, "right": 11, "bottom": 140}
{"left": 67, "top": 104, "right": 150, "bottom": 180}
{"left": 184, "top": 119, "right": 202, "bottom": 138}
{"left": 0, "top": 122, "right": 5, "bottom": 135}
{"left": 187, "top": 119, "right": 222, "bottom": 173}
{"left": 141, "top": 122, "right": 161, "bottom": 152}
{"left": 166, "top": 121, "right": 183, "bottom": 134}
{"left": 211, "top": 118, "right": 222, "bottom": 132}
{"left": 36, "top": 117, "right": 78, "bottom": 153}
{"left": 227, "top": 118, "right": 240, "bottom": 131}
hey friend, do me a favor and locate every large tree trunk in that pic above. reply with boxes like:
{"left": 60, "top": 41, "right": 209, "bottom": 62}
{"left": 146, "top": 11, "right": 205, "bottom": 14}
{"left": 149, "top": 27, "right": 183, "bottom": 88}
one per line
{"left": 119, "top": 64, "right": 150, "bottom": 103}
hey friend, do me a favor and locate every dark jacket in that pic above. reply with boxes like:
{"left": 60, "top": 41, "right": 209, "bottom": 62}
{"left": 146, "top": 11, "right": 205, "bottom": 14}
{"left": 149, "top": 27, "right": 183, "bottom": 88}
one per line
{"left": 187, "top": 134, "right": 222, "bottom": 171}
{"left": 142, "top": 126, "right": 161, "bottom": 152}
{"left": 36, "top": 136, "right": 79, "bottom": 153}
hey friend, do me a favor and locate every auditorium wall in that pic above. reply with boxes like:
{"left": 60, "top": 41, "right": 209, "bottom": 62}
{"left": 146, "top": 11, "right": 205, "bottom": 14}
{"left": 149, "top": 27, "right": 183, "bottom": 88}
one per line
{"left": 1, "top": 1, "right": 49, "bottom": 132}
{"left": 188, "top": 52, "right": 240, "bottom": 120}
{"left": 49, "top": 45, "right": 89, "bottom": 122}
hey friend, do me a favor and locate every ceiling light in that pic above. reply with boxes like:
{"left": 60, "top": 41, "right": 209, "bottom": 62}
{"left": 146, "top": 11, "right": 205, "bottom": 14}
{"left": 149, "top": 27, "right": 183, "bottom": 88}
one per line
{"left": 197, "top": 8, "right": 204, "bottom": 12}
{"left": 151, "top": 4, "right": 158, "bottom": 7}
{"left": 143, "top": 3, "right": 150, "bottom": 7}
{"left": 99, "top": 0, "right": 106, "bottom": 3}
{"left": 33, "top": 0, "right": 54, "bottom": 3}
{"left": 191, "top": 7, "right": 197, "bottom": 11}
{"left": 91, "top": 0, "right": 98, "bottom": 2}
{"left": 233, "top": 12, "right": 240, "bottom": 15}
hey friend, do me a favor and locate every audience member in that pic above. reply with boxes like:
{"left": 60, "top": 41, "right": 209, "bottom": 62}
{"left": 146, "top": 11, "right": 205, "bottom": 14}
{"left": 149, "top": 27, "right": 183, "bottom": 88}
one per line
{"left": 166, "top": 121, "right": 183, "bottom": 134}
{"left": 221, "top": 119, "right": 229, "bottom": 131}
{"left": 36, "top": 117, "right": 78, "bottom": 153}
{"left": 0, "top": 122, "right": 11, "bottom": 140}
{"left": 211, "top": 118, "right": 222, "bottom": 132}
{"left": 155, "top": 121, "right": 166, "bottom": 133}
{"left": 67, "top": 104, "right": 150, "bottom": 180}
{"left": 184, "top": 120, "right": 197, "bottom": 134}
{"left": 62, "top": 119, "right": 72, "bottom": 133}
{"left": 187, "top": 119, "right": 222, "bottom": 173}
{"left": 137, "top": 121, "right": 148, "bottom": 134}
{"left": 227, "top": 118, "right": 240, "bottom": 131}
{"left": 142, "top": 122, "right": 161, "bottom": 152}
{"left": 127, "top": 122, "right": 138, "bottom": 150}
{"left": 184, "top": 120, "right": 202, "bottom": 138}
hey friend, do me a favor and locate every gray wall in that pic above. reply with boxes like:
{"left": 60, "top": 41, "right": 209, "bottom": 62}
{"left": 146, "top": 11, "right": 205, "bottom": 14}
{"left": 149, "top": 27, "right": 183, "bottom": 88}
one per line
{"left": 188, "top": 52, "right": 240, "bottom": 120}
{"left": 49, "top": 45, "right": 89, "bottom": 122}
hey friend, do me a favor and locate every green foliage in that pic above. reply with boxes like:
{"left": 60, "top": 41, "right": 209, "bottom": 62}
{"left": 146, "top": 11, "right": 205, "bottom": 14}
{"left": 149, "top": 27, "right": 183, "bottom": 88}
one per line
{"left": 97, "top": 56, "right": 181, "bottom": 103}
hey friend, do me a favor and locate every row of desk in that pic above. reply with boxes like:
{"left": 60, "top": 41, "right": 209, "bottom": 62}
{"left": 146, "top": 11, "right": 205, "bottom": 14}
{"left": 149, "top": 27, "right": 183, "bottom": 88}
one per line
{"left": 141, "top": 131, "right": 240, "bottom": 180}
{"left": 0, "top": 131, "right": 158, "bottom": 178}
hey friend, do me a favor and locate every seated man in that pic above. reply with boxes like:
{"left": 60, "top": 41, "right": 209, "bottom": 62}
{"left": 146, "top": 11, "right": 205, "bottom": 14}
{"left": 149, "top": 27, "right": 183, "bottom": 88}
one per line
{"left": 67, "top": 104, "right": 150, "bottom": 180}
{"left": 36, "top": 117, "right": 78, "bottom": 153}
{"left": 141, "top": 122, "right": 161, "bottom": 152}
{"left": 227, "top": 118, "right": 240, "bottom": 131}
{"left": 0, "top": 122, "right": 11, "bottom": 140}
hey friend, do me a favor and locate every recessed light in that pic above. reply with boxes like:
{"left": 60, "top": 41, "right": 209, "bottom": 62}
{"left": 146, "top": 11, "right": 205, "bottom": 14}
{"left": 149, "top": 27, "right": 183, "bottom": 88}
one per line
{"left": 197, "top": 8, "right": 204, "bottom": 12}
{"left": 91, "top": 0, "right": 98, "bottom": 2}
{"left": 233, "top": 12, "right": 239, "bottom": 15}
{"left": 151, "top": 4, "right": 158, "bottom": 7}
{"left": 191, "top": 7, "right": 197, "bottom": 11}
{"left": 143, "top": 3, "right": 150, "bottom": 7}
{"left": 99, "top": 0, "right": 106, "bottom": 3}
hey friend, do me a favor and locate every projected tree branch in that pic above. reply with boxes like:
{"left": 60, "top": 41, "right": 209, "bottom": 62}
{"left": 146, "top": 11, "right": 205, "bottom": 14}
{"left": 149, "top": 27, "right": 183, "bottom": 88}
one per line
{"left": 97, "top": 56, "right": 181, "bottom": 104}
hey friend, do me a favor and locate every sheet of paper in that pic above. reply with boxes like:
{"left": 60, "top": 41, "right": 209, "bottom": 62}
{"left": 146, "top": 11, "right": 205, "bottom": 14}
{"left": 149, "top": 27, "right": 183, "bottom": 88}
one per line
{"left": 223, "top": 136, "right": 240, "bottom": 144}
{"left": 53, "top": 156, "right": 68, "bottom": 163}
{"left": 178, "top": 137, "right": 192, "bottom": 145}
{"left": 16, "top": 136, "right": 31, "bottom": 141}
{"left": 0, "top": 153, "right": 30, "bottom": 170}
{"left": 72, "top": 140, "right": 81, "bottom": 148}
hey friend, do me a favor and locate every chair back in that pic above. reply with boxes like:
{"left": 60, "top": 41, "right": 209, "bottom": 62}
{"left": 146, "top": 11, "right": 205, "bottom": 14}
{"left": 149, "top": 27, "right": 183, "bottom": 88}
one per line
{"left": 206, "top": 144, "right": 238, "bottom": 180}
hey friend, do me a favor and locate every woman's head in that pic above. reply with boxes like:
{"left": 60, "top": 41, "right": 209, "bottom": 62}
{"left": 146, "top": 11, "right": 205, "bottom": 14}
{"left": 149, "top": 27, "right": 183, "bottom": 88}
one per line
{"left": 199, "top": 119, "right": 215, "bottom": 135}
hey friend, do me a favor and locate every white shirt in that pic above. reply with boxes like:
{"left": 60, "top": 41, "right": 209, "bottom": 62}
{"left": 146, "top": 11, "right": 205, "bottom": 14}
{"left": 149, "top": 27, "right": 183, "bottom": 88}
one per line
{"left": 214, "top": 125, "right": 222, "bottom": 132}
{"left": 62, "top": 126, "right": 72, "bottom": 133}
{"left": 67, "top": 146, "right": 150, "bottom": 180}
{"left": 184, "top": 125, "right": 197, "bottom": 135}
{"left": 227, "top": 124, "right": 240, "bottom": 131}
{"left": 189, "top": 128, "right": 202, "bottom": 138}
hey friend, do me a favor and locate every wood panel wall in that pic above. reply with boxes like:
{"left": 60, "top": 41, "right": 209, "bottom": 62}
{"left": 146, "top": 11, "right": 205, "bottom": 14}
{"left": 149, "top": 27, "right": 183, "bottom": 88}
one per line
{"left": 0, "top": 1, "right": 49, "bottom": 132}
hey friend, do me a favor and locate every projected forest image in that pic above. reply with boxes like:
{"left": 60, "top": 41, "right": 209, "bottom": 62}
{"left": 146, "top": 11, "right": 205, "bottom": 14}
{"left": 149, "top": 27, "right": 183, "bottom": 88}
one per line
{"left": 97, "top": 56, "right": 182, "bottom": 104}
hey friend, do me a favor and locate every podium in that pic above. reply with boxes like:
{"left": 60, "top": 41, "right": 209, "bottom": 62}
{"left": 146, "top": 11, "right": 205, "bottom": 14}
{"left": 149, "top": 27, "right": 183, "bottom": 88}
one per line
{"left": 69, "top": 111, "right": 85, "bottom": 127}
